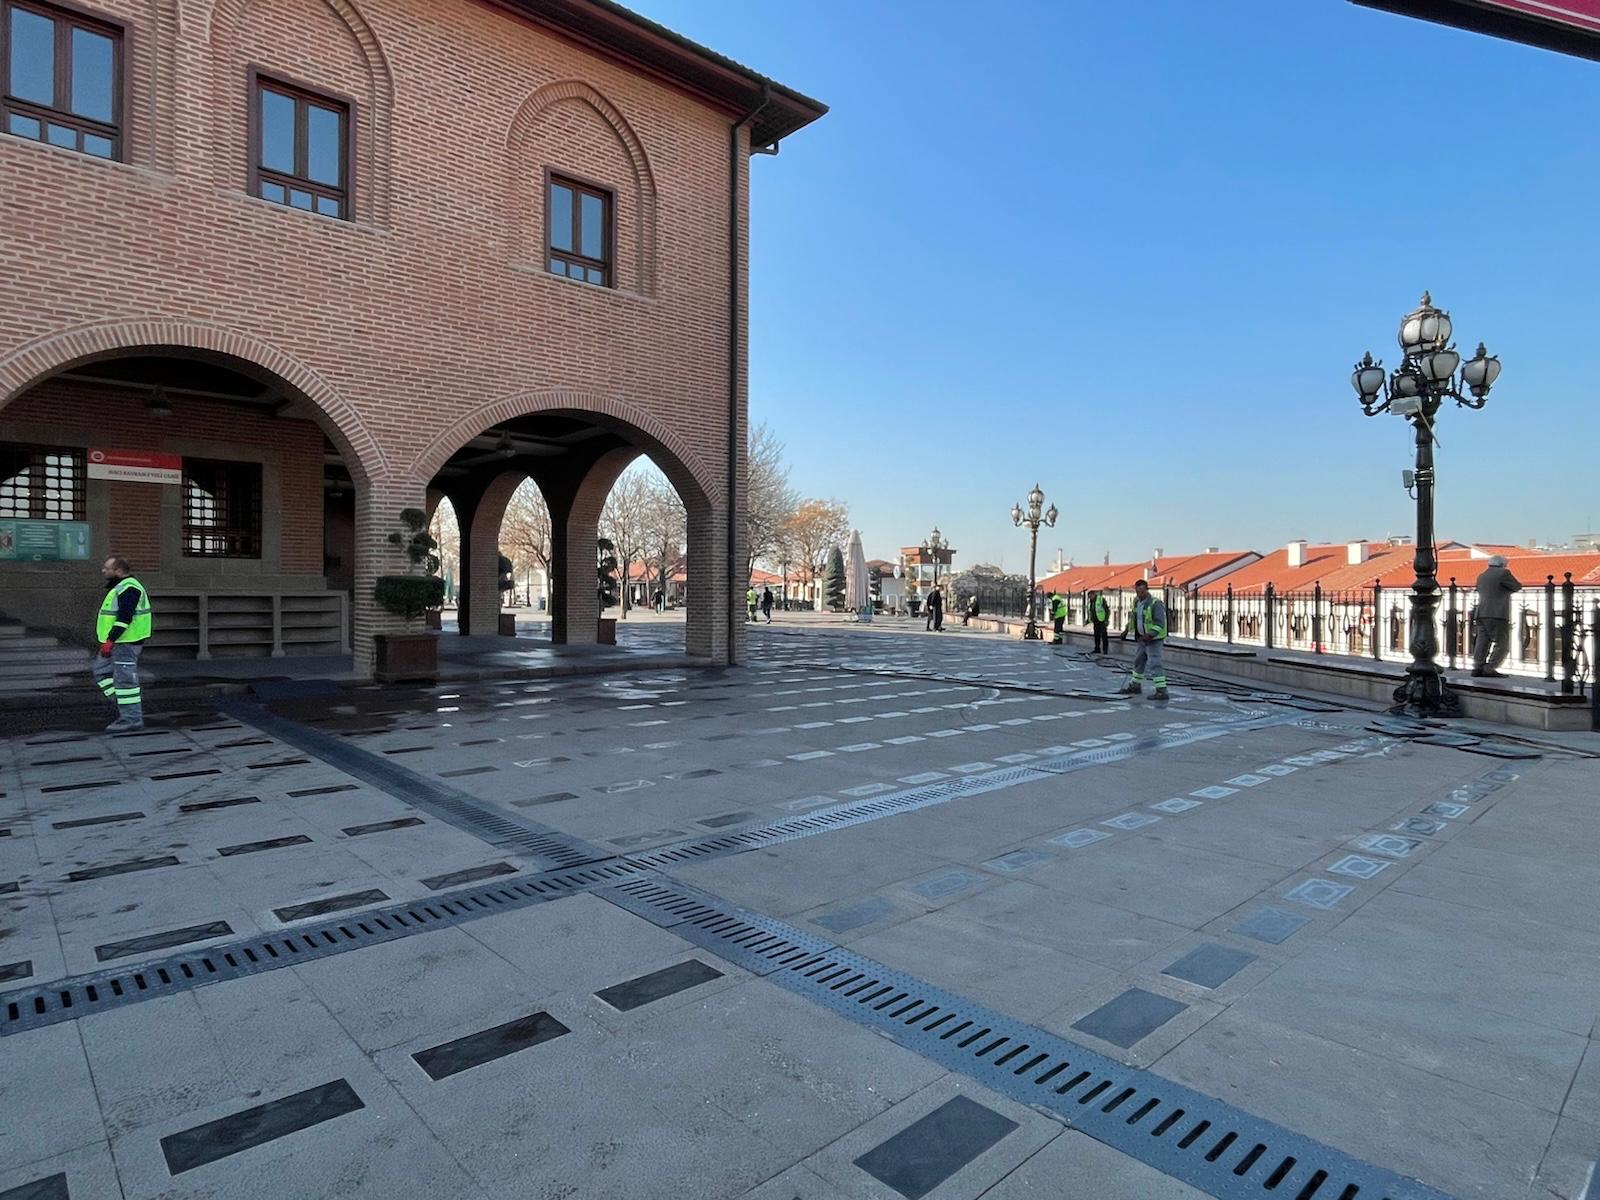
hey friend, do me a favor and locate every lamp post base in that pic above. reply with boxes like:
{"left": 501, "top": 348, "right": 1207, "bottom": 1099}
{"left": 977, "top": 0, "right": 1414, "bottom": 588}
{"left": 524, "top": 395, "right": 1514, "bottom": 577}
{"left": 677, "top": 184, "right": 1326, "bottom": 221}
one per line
{"left": 1390, "top": 666, "right": 1463, "bottom": 719}
{"left": 1022, "top": 620, "right": 1043, "bottom": 641}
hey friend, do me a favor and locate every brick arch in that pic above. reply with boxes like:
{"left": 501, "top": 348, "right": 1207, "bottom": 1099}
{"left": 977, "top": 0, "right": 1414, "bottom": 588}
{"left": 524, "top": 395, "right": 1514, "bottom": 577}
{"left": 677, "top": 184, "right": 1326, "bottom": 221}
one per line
{"left": 0, "top": 318, "right": 386, "bottom": 481}
{"left": 507, "top": 80, "right": 658, "bottom": 294}
{"left": 411, "top": 388, "right": 721, "bottom": 510}
{"left": 206, "top": 0, "right": 396, "bottom": 225}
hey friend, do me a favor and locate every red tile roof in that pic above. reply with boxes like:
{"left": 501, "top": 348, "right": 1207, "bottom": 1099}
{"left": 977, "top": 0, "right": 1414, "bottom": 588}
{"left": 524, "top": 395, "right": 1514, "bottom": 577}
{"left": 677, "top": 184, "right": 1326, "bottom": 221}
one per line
{"left": 1038, "top": 563, "right": 1138, "bottom": 595}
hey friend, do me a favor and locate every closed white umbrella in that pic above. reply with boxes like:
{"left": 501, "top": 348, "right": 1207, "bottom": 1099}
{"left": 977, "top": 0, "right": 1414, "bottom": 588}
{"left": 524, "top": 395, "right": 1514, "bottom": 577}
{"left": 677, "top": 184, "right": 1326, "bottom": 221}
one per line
{"left": 845, "top": 530, "right": 871, "bottom": 621}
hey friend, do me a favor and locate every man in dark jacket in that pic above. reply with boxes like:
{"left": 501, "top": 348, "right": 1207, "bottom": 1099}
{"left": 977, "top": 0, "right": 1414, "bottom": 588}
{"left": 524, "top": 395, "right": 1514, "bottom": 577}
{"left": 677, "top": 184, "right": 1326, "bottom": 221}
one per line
{"left": 1472, "top": 555, "right": 1521, "bottom": 677}
{"left": 1089, "top": 590, "right": 1111, "bottom": 654}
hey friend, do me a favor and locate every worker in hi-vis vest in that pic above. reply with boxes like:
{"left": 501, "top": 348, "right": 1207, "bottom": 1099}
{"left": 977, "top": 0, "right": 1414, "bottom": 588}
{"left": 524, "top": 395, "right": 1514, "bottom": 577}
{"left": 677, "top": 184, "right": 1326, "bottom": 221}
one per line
{"left": 746, "top": 586, "right": 759, "bottom": 622}
{"left": 95, "top": 555, "right": 153, "bottom": 733}
{"left": 1049, "top": 592, "right": 1067, "bottom": 644}
{"left": 1118, "top": 578, "right": 1169, "bottom": 701}
{"left": 1089, "top": 590, "right": 1112, "bottom": 654}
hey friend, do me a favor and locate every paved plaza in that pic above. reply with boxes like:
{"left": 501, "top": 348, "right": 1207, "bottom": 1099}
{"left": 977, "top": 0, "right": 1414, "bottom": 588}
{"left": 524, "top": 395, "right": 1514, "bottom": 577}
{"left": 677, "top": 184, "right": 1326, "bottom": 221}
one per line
{"left": 1, "top": 622, "right": 1596, "bottom": 1199}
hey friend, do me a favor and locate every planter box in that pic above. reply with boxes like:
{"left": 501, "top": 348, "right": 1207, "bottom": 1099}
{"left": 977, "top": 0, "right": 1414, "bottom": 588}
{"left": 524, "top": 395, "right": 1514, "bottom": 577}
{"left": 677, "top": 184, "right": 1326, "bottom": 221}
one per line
{"left": 374, "top": 632, "right": 438, "bottom": 683}
{"left": 598, "top": 617, "right": 617, "bottom": 646}
{"left": 498, "top": 613, "right": 517, "bottom": 637}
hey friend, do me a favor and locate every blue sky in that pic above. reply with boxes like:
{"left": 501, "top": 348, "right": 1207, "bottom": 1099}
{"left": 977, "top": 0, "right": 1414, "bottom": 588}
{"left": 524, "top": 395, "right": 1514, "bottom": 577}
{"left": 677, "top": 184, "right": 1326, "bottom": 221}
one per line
{"left": 635, "top": 0, "right": 1600, "bottom": 571}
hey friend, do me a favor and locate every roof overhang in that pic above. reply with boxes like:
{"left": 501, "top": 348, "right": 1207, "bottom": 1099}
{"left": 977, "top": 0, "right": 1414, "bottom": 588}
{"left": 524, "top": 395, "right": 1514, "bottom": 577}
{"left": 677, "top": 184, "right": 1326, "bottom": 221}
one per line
{"left": 1352, "top": 0, "right": 1600, "bottom": 61}
{"left": 479, "top": 0, "right": 827, "bottom": 145}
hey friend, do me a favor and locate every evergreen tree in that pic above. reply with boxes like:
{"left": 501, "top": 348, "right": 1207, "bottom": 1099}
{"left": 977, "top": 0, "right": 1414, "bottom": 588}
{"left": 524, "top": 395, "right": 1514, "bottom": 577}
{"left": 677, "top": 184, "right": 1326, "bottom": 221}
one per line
{"left": 597, "top": 538, "right": 620, "bottom": 608}
{"left": 824, "top": 545, "right": 847, "bottom": 611}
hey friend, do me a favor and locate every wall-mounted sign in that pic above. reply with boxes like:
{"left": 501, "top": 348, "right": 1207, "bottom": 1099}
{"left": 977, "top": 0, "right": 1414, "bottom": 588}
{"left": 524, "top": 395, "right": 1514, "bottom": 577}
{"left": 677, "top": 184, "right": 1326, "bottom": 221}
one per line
{"left": 0, "top": 520, "right": 91, "bottom": 561}
{"left": 87, "top": 449, "right": 182, "bottom": 485}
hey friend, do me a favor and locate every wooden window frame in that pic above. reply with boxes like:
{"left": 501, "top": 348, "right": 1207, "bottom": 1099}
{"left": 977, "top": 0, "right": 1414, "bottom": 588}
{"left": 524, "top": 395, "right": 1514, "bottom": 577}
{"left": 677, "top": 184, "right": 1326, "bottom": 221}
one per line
{"left": 545, "top": 169, "right": 614, "bottom": 288}
{"left": 0, "top": 442, "right": 86, "bottom": 521}
{"left": 246, "top": 66, "right": 354, "bottom": 221}
{"left": 0, "top": 0, "right": 124, "bottom": 161}
{"left": 181, "top": 458, "right": 262, "bottom": 559}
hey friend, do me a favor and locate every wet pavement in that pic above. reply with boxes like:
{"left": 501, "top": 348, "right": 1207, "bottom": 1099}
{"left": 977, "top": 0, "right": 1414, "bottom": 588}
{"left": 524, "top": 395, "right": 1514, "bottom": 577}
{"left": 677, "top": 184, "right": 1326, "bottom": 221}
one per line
{"left": 0, "top": 624, "right": 1596, "bottom": 1198}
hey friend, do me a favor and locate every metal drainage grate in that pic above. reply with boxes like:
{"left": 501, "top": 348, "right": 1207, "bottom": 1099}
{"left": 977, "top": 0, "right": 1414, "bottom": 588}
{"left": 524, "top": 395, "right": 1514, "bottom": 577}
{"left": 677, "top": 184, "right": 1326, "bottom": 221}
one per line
{"left": 598, "top": 877, "right": 1457, "bottom": 1200}
{"left": 624, "top": 715, "right": 1297, "bottom": 873}
{"left": 0, "top": 859, "right": 649, "bottom": 1037}
{"left": 218, "top": 700, "right": 612, "bottom": 870}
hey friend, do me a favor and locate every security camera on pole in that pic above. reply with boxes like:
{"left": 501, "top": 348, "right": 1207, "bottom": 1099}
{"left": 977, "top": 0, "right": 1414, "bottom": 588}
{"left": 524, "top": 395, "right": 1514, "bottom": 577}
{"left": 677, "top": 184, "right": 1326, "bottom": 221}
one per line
{"left": 1349, "top": 293, "right": 1502, "bottom": 718}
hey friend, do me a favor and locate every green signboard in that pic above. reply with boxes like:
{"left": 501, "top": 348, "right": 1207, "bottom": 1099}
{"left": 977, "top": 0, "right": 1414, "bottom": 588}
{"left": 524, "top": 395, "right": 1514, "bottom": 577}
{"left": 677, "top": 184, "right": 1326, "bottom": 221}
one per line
{"left": 0, "top": 520, "right": 91, "bottom": 562}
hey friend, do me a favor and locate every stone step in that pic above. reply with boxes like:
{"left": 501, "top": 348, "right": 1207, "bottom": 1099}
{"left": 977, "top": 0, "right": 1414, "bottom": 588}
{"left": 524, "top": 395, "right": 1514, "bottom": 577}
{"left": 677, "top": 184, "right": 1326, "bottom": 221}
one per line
{"left": 0, "top": 648, "right": 88, "bottom": 670}
{"left": 0, "top": 634, "right": 70, "bottom": 650}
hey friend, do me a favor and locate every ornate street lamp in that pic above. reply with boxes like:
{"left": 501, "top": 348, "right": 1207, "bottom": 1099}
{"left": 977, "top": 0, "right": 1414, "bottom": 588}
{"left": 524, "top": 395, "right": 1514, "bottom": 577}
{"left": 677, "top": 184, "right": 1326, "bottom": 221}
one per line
{"left": 920, "top": 527, "right": 946, "bottom": 591}
{"left": 1011, "top": 484, "right": 1058, "bottom": 640}
{"left": 1350, "top": 292, "right": 1502, "bottom": 717}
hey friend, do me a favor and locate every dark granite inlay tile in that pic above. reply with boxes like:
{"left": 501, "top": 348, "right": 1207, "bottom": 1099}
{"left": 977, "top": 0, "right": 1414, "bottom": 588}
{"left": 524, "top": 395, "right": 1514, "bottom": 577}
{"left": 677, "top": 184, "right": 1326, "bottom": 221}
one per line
{"left": 0, "top": 881, "right": 16, "bottom": 895}
{"left": 40, "top": 780, "right": 119, "bottom": 795}
{"left": 0, "top": 959, "right": 33, "bottom": 982}
{"left": 1162, "top": 943, "right": 1258, "bottom": 989}
{"left": 1072, "top": 988, "right": 1188, "bottom": 1048}
{"left": 152, "top": 768, "right": 223, "bottom": 781}
{"left": 1232, "top": 906, "right": 1311, "bottom": 945}
{"left": 606, "top": 828, "right": 683, "bottom": 848}
{"left": 459, "top": 737, "right": 502, "bottom": 746}
{"left": 342, "top": 817, "right": 425, "bottom": 837}
{"left": 512, "top": 791, "right": 579, "bottom": 807}
{"left": 28, "top": 755, "right": 101, "bottom": 767}
{"left": 216, "top": 737, "right": 272, "bottom": 748}
{"left": 811, "top": 896, "right": 894, "bottom": 933}
{"left": 412, "top": 1011, "right": 570, "bottom": 1081}
{"left": 853, "top": 1095, "right": 1019, "bottom": 1200}
{"left": 68, "top": 855, "right": 182, "bottom": 882}
{"left": 273, "top": 889, "right": 390, "bottom": 923}
{"left": 96, "top": 920, "right": 234, "bottom": 962}
{"left": 697, "top": 810, "right": 755, "bottom": 829}
{"left": 179, "top": 796, "right": 262, "bottom": 813}
{"left": 670, "top": 768, "right": 724, "bottom": 781}
{"left": 246, "top": 758, "right": 310, "bottom": 769}
{"left": 381, "top": 746, "right": 429, "bottom": 756}
{"left": 0, "top": 1171, "right": 68, "bottom": 1200}
{"left": 286, "top": 784, "right": 356, "bottom": 798}
{"left": 597, "top": 779, "right": 654, "bottom": 794}
{"left": 438, "top": 766, "right": 497, "bottom": 779}
{"left": 216, "top": 835, "right": 313, "bottom": 856}
{"left": 25, "top": 734, "right": 86, "bottom": 746}
{"left": 131, "top": 747, "right": 188, "bottom": 758}
{"left": 160, "top": 1079, "right": 364, "bottom": 1175}
{"left": 420, "top": 861, "right": 515, "bottom": 890}
{"left": 51, "top": 811, "right": 144, "bottom": 829}
{"left": 595, "top": 959, "right": 723, "bottom": 1012}
{"left": 702, "top": 732, "right": 740, "bottom": 741}
{"left": 0, "top": 829, "right": 9, "bottom": 837}
{"left": 908, "top": 869, "right": 986, "bottom": 901}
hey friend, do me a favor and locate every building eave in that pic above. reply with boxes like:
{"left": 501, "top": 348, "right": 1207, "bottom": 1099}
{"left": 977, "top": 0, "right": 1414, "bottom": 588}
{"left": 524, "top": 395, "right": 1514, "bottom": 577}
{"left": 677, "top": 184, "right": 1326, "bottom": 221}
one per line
{"left": 480, "top": 0, "right": 828, "bottom": 145}
{"left": 1352, "top": 1, "right": 1600, "bottom": 62}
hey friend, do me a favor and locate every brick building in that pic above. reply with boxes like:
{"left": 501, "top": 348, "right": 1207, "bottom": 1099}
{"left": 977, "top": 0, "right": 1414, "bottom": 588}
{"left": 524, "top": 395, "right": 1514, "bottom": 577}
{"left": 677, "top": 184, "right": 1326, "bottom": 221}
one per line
{"left": 0, "top": 0, "right": 823, "bottom": 670}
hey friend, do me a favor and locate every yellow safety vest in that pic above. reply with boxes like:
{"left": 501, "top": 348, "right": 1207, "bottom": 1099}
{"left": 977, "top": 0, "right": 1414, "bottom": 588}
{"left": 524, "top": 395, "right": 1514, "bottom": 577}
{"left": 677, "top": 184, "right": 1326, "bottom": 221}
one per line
{"left": 97, "top": 576, "right": 153, "bottom": 643}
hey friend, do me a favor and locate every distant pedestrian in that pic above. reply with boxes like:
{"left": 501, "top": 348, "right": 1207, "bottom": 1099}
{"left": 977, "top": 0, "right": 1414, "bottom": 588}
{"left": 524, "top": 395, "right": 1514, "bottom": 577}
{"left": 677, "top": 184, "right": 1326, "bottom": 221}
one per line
{"left": 761, "top": 587, "right": 774, "bottom": 623}
{"left": 926, "top": 586, "right": 944, "bottom": 632}
{"left": 746, "top": 585, "right": 758, "bottom": 622}
{"left": 1049, "top": 592, "right": 1067, "bottom": 644}
{"left": 1089, "top": 590, "right": 1111, "bottom": 654}
{"left": 962, "top": 594, "right": 979, "bottom": 626}
{"left": 94, "top": 556, "right": 152, "bottom": 733}
{"left": 1118, "top": 579, "right": 1169, "bottom": 701}
{"left": 1471, "top": 555, "right": 1521, "bottom": 677}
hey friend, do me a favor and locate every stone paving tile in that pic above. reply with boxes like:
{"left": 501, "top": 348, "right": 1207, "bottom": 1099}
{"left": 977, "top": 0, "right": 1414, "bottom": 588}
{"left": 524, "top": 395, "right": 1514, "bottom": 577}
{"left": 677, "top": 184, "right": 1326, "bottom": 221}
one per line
{"left": 1156, "top": 1009, "right": 1557, "bottom": 1200}
{"left": 975, "top": 1129, "right": 1210, "bottom": 1199}
{"left": 0, "top": 1023, "right": 106, "bottom": 1178}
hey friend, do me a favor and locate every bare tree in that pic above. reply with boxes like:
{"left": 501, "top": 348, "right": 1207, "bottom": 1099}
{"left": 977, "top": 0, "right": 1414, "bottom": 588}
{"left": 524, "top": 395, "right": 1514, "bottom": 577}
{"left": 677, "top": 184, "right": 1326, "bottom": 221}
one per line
{"left": 600, "top": 462, "right": 655, "bottom": 617}
{"left": 500, "top": 479, "right": 551, "bottom": 603}
{"left": 641, "top": 473, "right": 687, "bottom": 605}
{"left": 429, "top": 500, "right": 460, "bottom": 600}
{"left": 783, "top": 498, "right": 851, "bottom": 607}
{"left": 746, "top": 421, "right": 798, "bottom": 577}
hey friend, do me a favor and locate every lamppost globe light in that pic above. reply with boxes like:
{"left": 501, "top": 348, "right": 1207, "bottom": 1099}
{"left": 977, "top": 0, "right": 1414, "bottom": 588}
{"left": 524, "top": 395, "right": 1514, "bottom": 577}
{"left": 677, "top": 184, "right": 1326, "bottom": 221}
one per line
{"left": 1352, "top": 352, "right": 1385, "bottom": 401}
{"left": 1398, "top": 292, "right": 1452, "bottom": 356}
{"left": 1392, "top": 371, "right": 1421, "bottom": 399}
{"left": 1461, "top": 342, "right": 1502, "bottom": 398}
{"left": 1027, "top": 483, "right": 1044, "bottom": 510}
{"left": 1421, "top": 348, "right": 1460, "bottom": 383}
{"left": 1044, "top": 503, "right": 1058, "bottom": 528}
{"left": 1011, "top": 503, "right": 1023, "bottom": 527}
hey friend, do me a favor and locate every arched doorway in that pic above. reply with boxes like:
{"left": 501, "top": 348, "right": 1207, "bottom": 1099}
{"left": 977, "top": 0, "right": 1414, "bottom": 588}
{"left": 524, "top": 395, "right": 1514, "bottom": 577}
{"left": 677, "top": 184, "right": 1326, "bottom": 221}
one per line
{"left": 0, "top": 330, "right": 380, "bottom": 666}
{"left": 416, "top": 395, "right": 726, "bottom": 660}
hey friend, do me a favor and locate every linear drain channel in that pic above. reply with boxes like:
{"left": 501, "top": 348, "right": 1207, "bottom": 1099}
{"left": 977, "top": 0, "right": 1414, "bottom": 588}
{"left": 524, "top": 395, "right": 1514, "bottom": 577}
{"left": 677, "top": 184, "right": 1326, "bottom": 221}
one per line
{"left": 218, "top": 699, "right": 611, "bottom": 870}
{"left": 0, "top": 860, "right": 648, "bottom": 1037}
{"left": 626, "top": 713, "right": 1301, "bottom": 872}
{"left": 600, "top": 877, "right": 1457, "bottom": 1200}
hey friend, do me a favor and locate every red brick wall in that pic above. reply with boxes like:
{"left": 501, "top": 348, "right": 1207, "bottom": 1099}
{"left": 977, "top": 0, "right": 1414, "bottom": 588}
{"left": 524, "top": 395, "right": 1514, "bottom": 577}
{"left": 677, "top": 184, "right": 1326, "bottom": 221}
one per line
{"left": 0, "top": 379, "right": 326, "bottom": 575}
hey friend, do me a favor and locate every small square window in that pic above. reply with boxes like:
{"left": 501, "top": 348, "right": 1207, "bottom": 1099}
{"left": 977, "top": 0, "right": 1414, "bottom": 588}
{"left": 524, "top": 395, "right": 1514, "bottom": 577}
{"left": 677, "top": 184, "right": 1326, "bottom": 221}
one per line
{"left": 547, "top": 175, "right": 612, "bottom": 287}
{"left": 0, "top": 443, "right": 86, "bottom": 520}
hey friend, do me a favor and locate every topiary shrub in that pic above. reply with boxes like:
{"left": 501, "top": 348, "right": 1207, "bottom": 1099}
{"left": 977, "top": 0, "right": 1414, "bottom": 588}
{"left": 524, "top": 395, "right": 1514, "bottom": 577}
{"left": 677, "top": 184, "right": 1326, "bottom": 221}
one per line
{"left": 375, "top": 508, "right": 445, "bottom": 625}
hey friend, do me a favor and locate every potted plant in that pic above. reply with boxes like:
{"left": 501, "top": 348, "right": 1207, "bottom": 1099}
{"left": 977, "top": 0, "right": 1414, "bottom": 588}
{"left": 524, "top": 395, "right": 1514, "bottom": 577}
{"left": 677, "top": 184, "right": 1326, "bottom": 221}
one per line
{"left": 597, "top": 537, "right": 619, "bottom": 645}
{"left": 373, "top": 508, "right": 445, "bottom": 682}
{"left": 497, "top": 552, "right": 517, "bottom": 637}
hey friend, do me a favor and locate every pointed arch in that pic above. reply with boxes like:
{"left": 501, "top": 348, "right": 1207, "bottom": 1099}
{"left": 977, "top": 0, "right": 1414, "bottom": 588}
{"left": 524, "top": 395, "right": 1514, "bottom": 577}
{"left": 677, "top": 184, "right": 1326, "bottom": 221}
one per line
{"left": 507, "top": 80, "right": 659, "bottom": 295}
